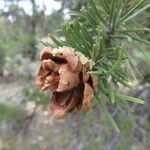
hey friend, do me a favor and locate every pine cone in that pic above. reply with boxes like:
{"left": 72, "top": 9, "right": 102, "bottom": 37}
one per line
{"left": 36, "top": 47, "right": 97, "bottom": 119}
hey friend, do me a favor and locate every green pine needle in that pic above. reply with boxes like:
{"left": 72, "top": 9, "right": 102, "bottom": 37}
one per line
{"left": 116, "top": 93, "right": 145, "bottom": 104}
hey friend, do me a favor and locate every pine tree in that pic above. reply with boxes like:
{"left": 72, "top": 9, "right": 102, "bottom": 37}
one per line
{"left": 42, "top": 0, "right": 150, "bottom": 132}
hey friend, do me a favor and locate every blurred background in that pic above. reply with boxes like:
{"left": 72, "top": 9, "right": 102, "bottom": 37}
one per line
{"left": 0, "top": 0, "right": 150, "bottom": 150}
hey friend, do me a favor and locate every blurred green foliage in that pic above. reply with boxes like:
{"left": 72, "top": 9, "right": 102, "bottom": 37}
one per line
{"left": 43, "top": 131, "right": 54, "bottom": 142}
{"left": 1, "top": 144, "right": 16, "bottom": 150}
{"left": 29, "top": 144, "right": 40, "bottom": 150}
{"left": 22, "top": 87, "right": 50, "bottom": 108}
{"left": 55, "top": 0, "right": 87, "bottom": 11}
{"left": 0, "top": 3, "right": 64, "bottom": 63}
{"left": 0, "top": 103, "right": 26, "bottom": 120}
{"left": 116, "top": 137, "right": 133, "bottom": 150}
{"left": 0, "top": 8, "right": 30, "bottom": 56}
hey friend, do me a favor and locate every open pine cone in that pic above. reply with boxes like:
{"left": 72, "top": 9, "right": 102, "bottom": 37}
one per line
{"left": 36, "top": 47, "right": 97, "bottom": 119}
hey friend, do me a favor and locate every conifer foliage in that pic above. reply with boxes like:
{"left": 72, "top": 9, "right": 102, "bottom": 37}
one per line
{"left": 41, "top": 0, "right": 150, "bottom": 131}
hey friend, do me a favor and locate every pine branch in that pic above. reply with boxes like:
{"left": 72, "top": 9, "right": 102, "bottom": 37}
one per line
{"left": 40, "top": 0, "right": 149, "bottom": 131}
